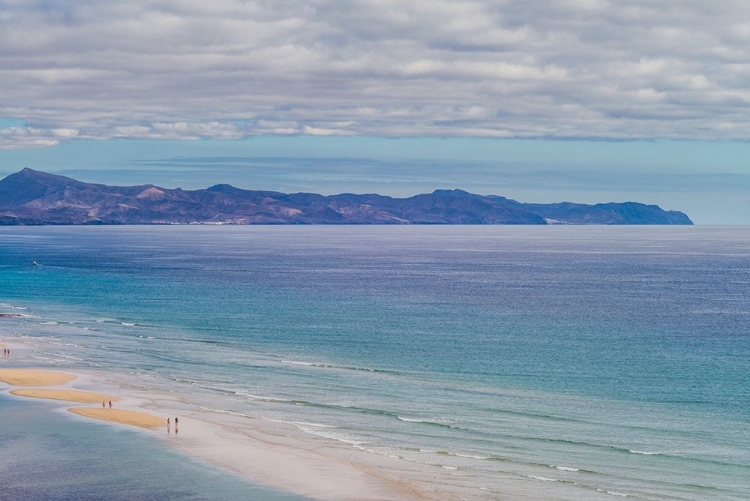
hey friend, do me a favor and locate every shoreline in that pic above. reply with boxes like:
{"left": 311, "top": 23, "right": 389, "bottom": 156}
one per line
{"left": 0, "top": 365, "right": 428, "bottom": 501}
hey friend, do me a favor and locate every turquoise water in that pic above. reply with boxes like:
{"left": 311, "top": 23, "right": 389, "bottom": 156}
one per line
{"left": 1, "top": 226, "right": 749, "bottom": 499}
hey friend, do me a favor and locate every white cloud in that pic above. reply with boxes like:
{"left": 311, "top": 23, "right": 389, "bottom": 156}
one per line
{"left": 2, "top": 0, "right": 750, "bottom": 147}
{"left": 0, "top": 126, "right": 78, "bottom": 149}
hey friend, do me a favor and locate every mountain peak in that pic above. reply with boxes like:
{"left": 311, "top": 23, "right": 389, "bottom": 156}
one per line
{"left": 11, "top": 167, "right": 78, "bottom": 184}
{"left": 431, "top": 189, "right": 475, "bottom": 197}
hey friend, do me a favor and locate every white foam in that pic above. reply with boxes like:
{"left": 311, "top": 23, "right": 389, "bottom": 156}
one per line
{"left": 396, "top": 415, "right": 457, "bottom": 427}
{"left": 527, "top": 475, "right": 559, "bottom": 482}
{"left": 281, "top": 360, "right": 315, "bottom": 366}
{"left": 0, "top": 303, "right": 27, "bottom": 310}
{"left": 455, "top": 453, "right": 489, "bottom": 460}
{"left": 597, "top": 488, "right": 631, "bottom": 497}
{"left": 297, "top": 427, "right": 367, "bottom": 445}
{"left": 397, "top": 416, "right": 422, "bottom": 423}
{"left": 551, "top": 465, "right": 580, "bottom": 472}
{"left": 234, "top": 391, "right": 292, "bottom": 403}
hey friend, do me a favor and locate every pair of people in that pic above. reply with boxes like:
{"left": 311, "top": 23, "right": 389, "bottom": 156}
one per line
{"left": 167, "top": 417, "right": 179, "bottom": 433}
{"left": 2, "top": 348, "right": 9, "bottom": 355}
{"left": 101, "top": 400, "right": 113, "bottom": 409}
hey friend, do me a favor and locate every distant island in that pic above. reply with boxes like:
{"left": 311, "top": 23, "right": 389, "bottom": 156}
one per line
{"left": 0, "top": 168, "right": 692, "bottom": 225}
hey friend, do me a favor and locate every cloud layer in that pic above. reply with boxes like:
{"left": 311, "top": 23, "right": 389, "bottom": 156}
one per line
{"left": 2, "top": 0, "right": 750, "bottom": 147}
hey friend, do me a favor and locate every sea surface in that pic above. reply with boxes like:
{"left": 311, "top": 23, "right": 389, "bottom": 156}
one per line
{"left": 0, "top": 226, "right": 748, "bottom": 500}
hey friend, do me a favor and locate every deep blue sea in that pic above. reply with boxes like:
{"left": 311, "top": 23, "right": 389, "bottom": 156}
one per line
{"left": 1, "top": 226, "right": 748, "bottom": 500}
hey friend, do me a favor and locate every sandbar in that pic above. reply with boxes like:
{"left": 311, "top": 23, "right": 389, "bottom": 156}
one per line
{"left": 11, "top": 389, "right": 120, "bottom": 403}
{"left": 0, "top": 369, "right": 76, "bottom": 386}
{"left": 68, "top": 408, "right": 165, "bottom": 429}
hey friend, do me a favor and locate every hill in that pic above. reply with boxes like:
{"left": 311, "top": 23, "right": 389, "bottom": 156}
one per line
{"left": 0, "top": 169, "right": 693, "bottom": 225}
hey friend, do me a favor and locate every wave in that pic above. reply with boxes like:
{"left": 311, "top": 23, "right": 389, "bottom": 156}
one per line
{"left": 521, "top": 436, "right": 749, "bottom": 469}
{"left": 234, "top": 391, "right": 296, "bottom": 403}
{"left": 268, "top": 419, "right": 337, "bottom": 430}
{"left": 279, "top": 359, "right": 406, "bottom": 377}
{"left": 195, "top": 405, "right": 256, "bottom": 420}
{"left": 293, "top": 427, "right": 367, "bottom": 445}
{"left": 595, "top": 488, "right": 631, "bottom": 497}
{"left": 231, "top": 392, "right": 460, "bottom": 428}
{"left": 454, "top": 452, "right": 491, "bottom": 460}
{"left": 550, "top": 465, "right": 580, "bottom": 472}
{"left": 174, "top": 380, "right": 241, "bottom": 397}
{"left": 525, "top": 475, "right": 561, "bottom": 482}
{"left": 396, "top": 416, "right": 461, "bottom": 429}
{"left": 628, "top": 450, "right": 663, "bottom": 456}
{"left": 255, "top": 416, "right": 367, "bottom": 445}
{"left": 281, "top": 360, "right": 316, "bottom": 367}
{"left": 0, "top": 303, "right": 27, "bottom": 310}
{"left": 400, "top": 447, "right": 494, "bottom": 462}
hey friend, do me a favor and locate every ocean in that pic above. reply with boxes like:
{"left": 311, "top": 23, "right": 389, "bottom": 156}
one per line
{"left": 0, "top": 226, "right": 748, "bottom": 500}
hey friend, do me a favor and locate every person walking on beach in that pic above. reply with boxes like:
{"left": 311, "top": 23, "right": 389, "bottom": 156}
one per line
{"left": 102, "top": 401, "right": 106, "bottom": 409}
{"left": 175, "top": 417, "right": 179, "bottom": 434}
{"left": 167, "top": 417, "right": 171, "bottom": 433}
{"left": 108, "top": 400, "right": 112, "bottom": 409}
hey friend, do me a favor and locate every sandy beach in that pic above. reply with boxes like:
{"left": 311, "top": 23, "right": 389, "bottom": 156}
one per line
{"left": 0, "top": 363, "right": 427, "bottom": 500}
{"left": 69, "top": 407, "right": 165, "bottom": 428}
{"left": 10, "top": 388, "right": 119, "bottom": 403}
{"left": 0, "top": 369, "right": 76, "bottom": 386}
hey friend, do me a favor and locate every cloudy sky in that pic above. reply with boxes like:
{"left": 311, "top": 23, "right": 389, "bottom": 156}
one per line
{"left": 1, "top": 0, "right": 749, "bottom": 223}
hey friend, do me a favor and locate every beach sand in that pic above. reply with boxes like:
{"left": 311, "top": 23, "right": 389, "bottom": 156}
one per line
{"left": 69, "top": 408, "right": 165, "bottom": 429}
{"left": 3, "top": 366, "right": 427, "bottom": 500}
{"left": 10, "top": 389, "right": 120, "bottom": 403}
{"left": 0, "top": 369, "right": 76, "bottom": 386}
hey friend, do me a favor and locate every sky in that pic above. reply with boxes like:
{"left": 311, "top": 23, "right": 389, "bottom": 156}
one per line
{"left": 1, "top": 0, "right": 749, "bottom": 224}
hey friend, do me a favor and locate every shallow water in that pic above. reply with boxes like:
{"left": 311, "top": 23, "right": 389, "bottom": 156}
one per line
{"left": 1, "top": 226, "right": 749, "bottom": 499}
{"left": 0, "top": 393, "right": 307, "bottom": 500}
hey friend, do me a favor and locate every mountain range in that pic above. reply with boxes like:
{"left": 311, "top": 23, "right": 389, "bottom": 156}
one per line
{"left": 0, "top": 168, "right": 693, "bottom": 225}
